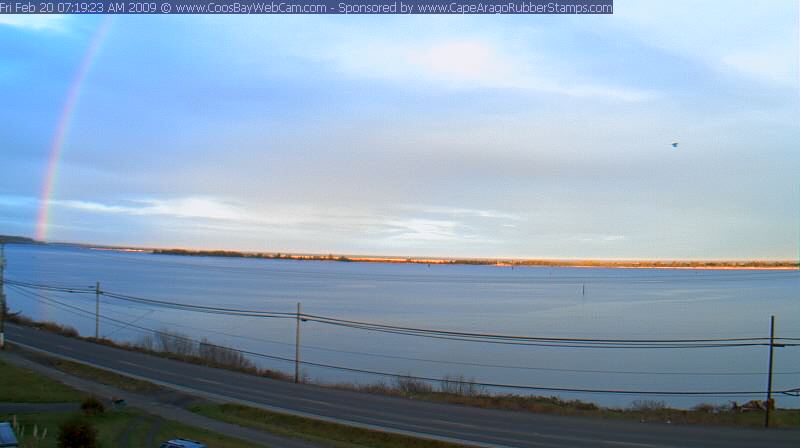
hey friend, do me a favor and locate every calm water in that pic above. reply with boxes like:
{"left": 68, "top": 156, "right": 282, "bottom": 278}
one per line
{"left": 4, "top": 244, "right": 799, "bottom": 408}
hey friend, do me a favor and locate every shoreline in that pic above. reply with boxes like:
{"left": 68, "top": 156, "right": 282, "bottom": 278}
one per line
{"left": 4, "top": 238, "right": 795, "bottom": 270}
{"left": 146, "top": 248, "right": 798, "bottom": 270}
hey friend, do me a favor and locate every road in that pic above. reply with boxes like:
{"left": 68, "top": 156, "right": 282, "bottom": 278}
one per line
{"left": 7, "top": 323, "right": 798, "bottom": 448}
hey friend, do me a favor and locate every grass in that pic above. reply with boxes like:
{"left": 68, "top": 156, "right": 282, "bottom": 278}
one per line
{"left": 338, "top": 380, "right": 600, "bottom": 415}
{"left": 0, "top": 359, "right": 85, "bottom": 403}
{"left": 604, "top": 403, "right": 800, "bottom": 428}
{"left": 151, "top": 418, "right": 266, "bottom": 448}
{"left": 47, "top": 358, "right": 165, "bottom": 395}
{"left": 1, "top": 341, "right": 163, "bottom": 395}
{"left": 191, "top": 403, "right": 470, "bottom": 448}
{"left": 3, "top": 347, "right": 471, "bottom": 448}
{"left": 2, "top": 410, "right": 264, "bottom": 448}
{"left": 0, "top": 359, "right": 263, "bottom": 448}
{"left": 7, "top": 315, "right": 79, "bottom": 338}
{"left": 331, "top": 381, "right": 800, "bottom": 429}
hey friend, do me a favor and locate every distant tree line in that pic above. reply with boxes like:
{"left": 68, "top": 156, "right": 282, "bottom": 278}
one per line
{"left": 151, "top": 248, "right": 797, "bottom": 268}
{"left": 0, "top": 234, "right": 37, "bottom": 244}
{"left": 152, "top": 248, "right": 356, "bottom": 262}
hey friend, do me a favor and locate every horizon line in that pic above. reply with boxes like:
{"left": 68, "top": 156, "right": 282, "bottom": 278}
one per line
{"left": 4, "top": 234, "right": 796, "bottom": 265}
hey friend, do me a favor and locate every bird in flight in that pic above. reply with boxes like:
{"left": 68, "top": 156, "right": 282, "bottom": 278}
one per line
{"left": 671, "top": 142, "right": 679, "bottom": 149}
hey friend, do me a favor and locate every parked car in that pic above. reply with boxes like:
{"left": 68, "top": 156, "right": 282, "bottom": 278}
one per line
{"left": 0, "top": 422, "right": 18, "bottom": 448}
{"left": 159, "top": 438, "right": 207, "bottom": 448}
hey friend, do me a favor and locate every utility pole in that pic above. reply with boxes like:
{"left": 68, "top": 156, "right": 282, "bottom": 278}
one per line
{"left": 0, "top": 243, "right": 6, "bottom": 350}
{"left": 95, "top": 281, "right": 100, "bottom": 339}
{"left": 765, "top": 315, "right": 776, "bottom": 428}
{"left": 294, "top": 302, "right": 302, "bottom": 384}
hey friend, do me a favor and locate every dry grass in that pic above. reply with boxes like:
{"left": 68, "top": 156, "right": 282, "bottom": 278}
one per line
{"left": 191, "top": 403, "right": 472, "bottom": 448}
{"left": 9, "top": 314, "right": 79, "bottom": 338}
{"left": 9, "top": 314, "right": 291, "bottom": 383}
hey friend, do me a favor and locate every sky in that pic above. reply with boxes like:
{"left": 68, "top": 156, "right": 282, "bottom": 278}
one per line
{"left": 1, "top": 1, "right": 798, "bottom": 259}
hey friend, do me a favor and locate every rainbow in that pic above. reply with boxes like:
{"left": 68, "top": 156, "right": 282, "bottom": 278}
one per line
{"left": 35, "top": 16, "right": 113, "bottom": 241}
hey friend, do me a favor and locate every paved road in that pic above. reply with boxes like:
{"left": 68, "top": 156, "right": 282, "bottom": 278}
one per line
{"left": 8, "top": 324, "right": 799, "bottom": 448}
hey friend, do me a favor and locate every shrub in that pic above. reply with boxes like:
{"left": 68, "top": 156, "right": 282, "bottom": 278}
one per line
{"left": 57, "top": 418, "right": 98, "bottom": 448}
{"left": 630, "top": 400, "right": 666, "bottom": 412}
{"left": 9, "top": 315, "right": 79, "bottom": 338}
{"left": 154, "top": 330, "right": 196, "bottom": 356}
{"left": 198, "top": 339, "right": 256, "bottom": 370}
{"left": 439, "top": 374, "right": 486, "bottom": 397}
{"left": 692, "top": 403, "right": 716, "bottom": 414}
{"left": 561, "top": 398, "right": 599, "bottom": 411}
{"left": 137, "top": 334, "right": 155, "bottom": 351}
{"left": 80, "top": 396, "right": 105, "bottom": 416}
{"left": 394, "top": 375, "right": 433, "bottom": 394}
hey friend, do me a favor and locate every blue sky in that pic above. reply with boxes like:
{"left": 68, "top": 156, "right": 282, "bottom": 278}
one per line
{"left": 1, "top": 1, "right": 798, "bottom": 259}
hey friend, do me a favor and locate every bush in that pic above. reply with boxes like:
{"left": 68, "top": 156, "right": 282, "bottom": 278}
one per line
{"left": 57, "top": 418, "right": 98, "bottom": 448}
{"left": 80, "top": 396, "right": 105, "bottom": 416}
{"left": 154, "top": 330, "right": 196, "bottom": 356}
{"left": 692, "top": 403, "right": 717, "bottom": 414}
{"left": 9, "top": 315, "right": 79, "bottom": 338}
{"left": 198, "top": 339, "right": 256, "bottom": 370}
{"left": 630, "top": 400, "right": 666, "bottom": 412}
{"left": 394, "top": 375, "right": 433, "bottom": 394}
{"left": 561, "top": 398, "right": 599, "bottom": 411}
{"left": 439, "top": 374, "right": 486, "bottom": 397}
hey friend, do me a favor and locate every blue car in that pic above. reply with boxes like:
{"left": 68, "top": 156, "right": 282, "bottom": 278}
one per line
{"left": 0, "top": 422, "right": 18, "bottom": 448}
{"left": 159, "top": 439, "right": 207, "bottom": 448}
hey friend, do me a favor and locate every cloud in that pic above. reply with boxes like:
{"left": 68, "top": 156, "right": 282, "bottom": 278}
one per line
{"left": 570, "top": 234, "right": 628, "bottom": 243}
{"left": 0, "top": 195, "right": 37, "bottom": 207}
{"left": 614, "top": 0, "right": 798, "bottom": 88}
{"left": 382, "top": 218, "right": 461, "bottom": 242}
{"left": 407, "top": 40, "right": 516, "bottom": 85}
{"left": 721, "top": 46, "right": 798, "bottom": 87}
{"left": 135, "top": 197, "right": 246, "bottom": 221}
{"left": 55, "top": 197, "right": 246, "bottom": 221}
{"left": 329, "top": 38, "right": 656, "bottom": 102}
{"left": 0, "top": 15, "right": 67, "bottom": 31}
{"left": 378, "top": 217, "right": 501, "bottom": 246}
{"left": 402, "top": 204, "right": 524, "bottom": 220}
{"left": 47, "top": 196, "right": 508, "bottom": 248}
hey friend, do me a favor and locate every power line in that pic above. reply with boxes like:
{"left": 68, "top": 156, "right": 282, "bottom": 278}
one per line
{"left": 301, "top": 313, "right": 796, "bottom": 344}
{"left": 4, "top": 279, "right": 93, "bottom": 294}
{"left": 7, "top": 279, "right": 796, "bottom": 344}
{"left": 11, "top": 288, "right": 796, "bottom": 398}
{"left": 10, "top": 287, "right": 800, "bottom": 397}
{"left": 102, "top": 291, "right": 296, "bottom": 319}
{"left": 303, "top": 318, "right": 787, "bottom": 349}
{"left": 48, "top": 291, "right": 800, "bottom": 375}
{"left": 5, "top": 279, "right": 294, "bottom": 319}
{"left": 12, "top": 285, "right": 800, "bottom": 377}
{"left": 103, "top": 309, "right": 155, "bottom": 338}
{"left": 6, "top": 285, "right": 135, "bottom": 336}
{"left": 6, "top": 278, "right": 799, "bottom": 349}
